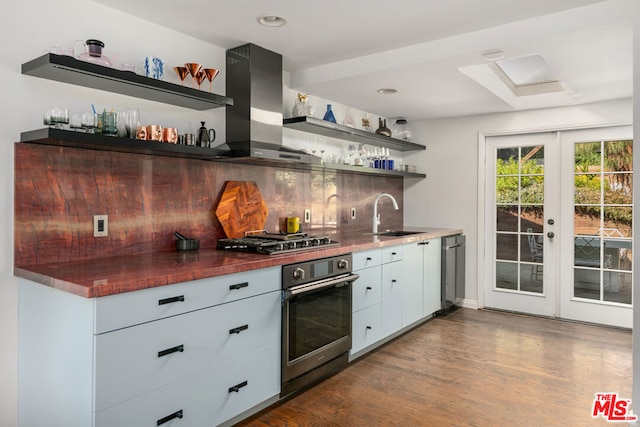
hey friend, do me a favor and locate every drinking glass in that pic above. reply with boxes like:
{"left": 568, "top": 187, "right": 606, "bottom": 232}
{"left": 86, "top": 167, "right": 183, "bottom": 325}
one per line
{"left": 195, "top": 70, "right": 207, "bottom": 90}
{"left": 184, "top": 63, "right": 202, "bottom": 88}
{"left": 50, "top": 107, "right": 69, "bottom": 129}
{"left": 81, "top": 112, "right": 97, "bottom": 133}
{"left": 357, "top": 143, "right": 366, "bottom": 165}
{"left": 203, "top": 68, "right": 219, "bottom": 92}
{"left": 125, "top": 109, "right": 140, "bottom": 138}
{"left": 346, "top": 144, "right": 357, "bottom": 165}
{"left": 70, "top": 114, "right": 82, "bottom": 131}
{"left": 173, "top": 66, "right": 188, "bottom": 86}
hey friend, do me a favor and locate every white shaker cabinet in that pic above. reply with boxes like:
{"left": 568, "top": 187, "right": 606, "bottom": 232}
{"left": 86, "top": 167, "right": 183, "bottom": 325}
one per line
{"left": 19, "top": 267, "right": 281, "bottom": 427}
{"left": 403, "top": 238, "right": 442, "bottom": 317}
{"left": 350, "top": 248, "right": 382, "bottom": 354}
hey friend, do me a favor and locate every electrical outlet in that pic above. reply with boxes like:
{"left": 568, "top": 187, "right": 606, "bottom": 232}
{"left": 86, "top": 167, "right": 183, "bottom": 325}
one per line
{"left": 304, "top": 209, "right": 311, "bottom": 223}
{"left": 93, "top": 215, "right": 108, "bottom": 237}
{"left": 351, "top": 207, "right": 357, "bottom": 220}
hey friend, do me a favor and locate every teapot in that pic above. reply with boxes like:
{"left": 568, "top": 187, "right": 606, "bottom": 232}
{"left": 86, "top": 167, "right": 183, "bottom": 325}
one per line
{"left": 75, "top": 39, "right": 119, "bottom": 68}
{"left": 196, "top": 121, "right": 216, "bottom": 148}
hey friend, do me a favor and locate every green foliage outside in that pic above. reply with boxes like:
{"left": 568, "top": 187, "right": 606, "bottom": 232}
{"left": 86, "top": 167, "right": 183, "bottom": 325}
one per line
{"left": 496, "top": 140, "right": 632, "bottom": 226}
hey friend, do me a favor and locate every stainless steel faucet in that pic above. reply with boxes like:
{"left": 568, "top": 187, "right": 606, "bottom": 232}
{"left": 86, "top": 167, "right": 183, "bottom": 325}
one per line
{"left": 373, "top": 193, "right": 399, "bottom": 233}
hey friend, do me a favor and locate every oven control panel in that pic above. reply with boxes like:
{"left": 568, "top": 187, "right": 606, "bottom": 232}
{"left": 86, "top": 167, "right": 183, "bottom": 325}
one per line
{"left": 282, "top": 254, "right": 353, "bottom": 288}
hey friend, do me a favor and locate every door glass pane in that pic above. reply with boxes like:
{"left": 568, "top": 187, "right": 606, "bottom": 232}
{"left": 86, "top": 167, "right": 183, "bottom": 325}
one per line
{"left": 575, "top": 142, "right": 602, "bottom": 173}
{"left": 603, "top": 272, "right": 632, "bottom": 304}
{"left": 497, "top": 205, "right": 518, "bottom": 232}
{"left": 573, "top": 139, "right": 633, "bottom": 306}
{"left": 604, "top": 173, "right": 633, "bottom": 204}
{"left": 574, "top": 268, "right": 600, "bottom": 300}
{"left": 494, "top": 145, "right": 545, "bottom": 294}
{"left": 520, "top": 264, "right": 543, "bottom": 293}
{"left": 603, "top": 207, "right": 632, "bottom": 237}
{"left": 496, "top": 262, "right": 517, "bottom": 290}
{"left": 496, "top": 234, "right": 518, "bottom": 261}
{"left": 574, "top": 206, "right": 601, "bottom": 235}
{"left": 604, "top": 140, "right": 633, "bottom": 172}
{"left": 496, "top": 177, "right": 518, "bottom": 203}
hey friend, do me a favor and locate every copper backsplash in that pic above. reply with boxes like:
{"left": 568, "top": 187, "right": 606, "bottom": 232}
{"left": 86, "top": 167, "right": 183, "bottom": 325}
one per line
{"left": 14, "top": 143, "right": 403, "bottom": 266}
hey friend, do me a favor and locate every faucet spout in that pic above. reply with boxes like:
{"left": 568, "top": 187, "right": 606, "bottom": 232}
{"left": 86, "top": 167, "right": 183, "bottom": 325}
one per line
{"left": 373, "top": 193, "right": 399, "bottom": 234}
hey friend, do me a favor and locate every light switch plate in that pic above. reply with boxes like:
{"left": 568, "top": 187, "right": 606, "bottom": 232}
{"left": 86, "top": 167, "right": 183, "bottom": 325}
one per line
{"left": 94, "top": 215, "right": 108, "bottom": 237}
{"left": 304, "top": 209, "right": 311, "bottom": 223}
{"left": 351, "top": 207, "right": 357, "bottom": 220}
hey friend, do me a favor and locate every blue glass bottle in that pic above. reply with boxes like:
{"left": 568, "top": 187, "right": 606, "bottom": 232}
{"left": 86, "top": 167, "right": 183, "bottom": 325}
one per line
{"left": 323, "top": 104, "right": 337, "bottom": 123}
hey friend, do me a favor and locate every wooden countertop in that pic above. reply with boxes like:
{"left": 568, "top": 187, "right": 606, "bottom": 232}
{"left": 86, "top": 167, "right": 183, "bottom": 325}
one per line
{"left": 14, "top": 227, "right": 462, "bottom": 298}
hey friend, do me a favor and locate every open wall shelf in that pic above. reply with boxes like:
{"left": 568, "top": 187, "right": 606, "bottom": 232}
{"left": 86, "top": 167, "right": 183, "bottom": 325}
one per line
{"left": 22, "top": 53, "right": 233, "bottom": 110}
{"left": 283, "top": 116, "right": 425, "bottom": 152}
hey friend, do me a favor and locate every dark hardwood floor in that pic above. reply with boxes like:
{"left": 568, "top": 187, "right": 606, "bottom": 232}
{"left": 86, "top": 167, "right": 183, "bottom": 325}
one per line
{"left": 236, "top": 308, "right": 632, "bottom": 427}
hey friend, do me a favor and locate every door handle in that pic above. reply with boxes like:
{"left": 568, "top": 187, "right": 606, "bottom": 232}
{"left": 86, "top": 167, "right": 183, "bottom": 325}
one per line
{"left": 547, "top": 232, "right": 555, "bottom": 239}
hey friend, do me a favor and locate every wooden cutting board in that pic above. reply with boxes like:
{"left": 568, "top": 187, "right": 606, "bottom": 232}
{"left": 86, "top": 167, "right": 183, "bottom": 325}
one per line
{"left": 215, "top": 181, "right": 269, "bottom": 238}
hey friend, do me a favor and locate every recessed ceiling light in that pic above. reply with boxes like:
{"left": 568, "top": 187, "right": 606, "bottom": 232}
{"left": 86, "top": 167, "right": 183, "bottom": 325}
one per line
{"left": 377, "top": 88, "right": 397, "bottom": 94}
{"left": 483, "top": 50, "right": 505, "bottom": 61}
{"left": 257, "top": 15, "right": 287, "bottom": 27}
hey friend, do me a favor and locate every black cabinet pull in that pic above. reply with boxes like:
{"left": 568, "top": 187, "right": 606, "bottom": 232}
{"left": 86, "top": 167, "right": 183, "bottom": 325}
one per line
{"left": 366, "top": 286, "right": 372, "bottom": 291}
{"left": 229, "top": 282, "right": 249, "bottom": 291}
{"left": 366, "top": 257, "right": 372, "bottom": 261}
{"left": 158, "top": 344, "right": 184, "bottom": 358}
{"left": 366, "top": 326, "right": 372, "bottom": 330}
{"left": 157, "top": 409, "right": 183, "bottom": 426}
{"left": 228, "top": 380, "right": 248, "bottom": 393}
{"left": 158, "top": 295, "right": 185, "bottom": 305}
{"left": 418, "top": 241, "right": 430, "bottom": 245}
{"left": 229, "top": 324, "right": 249, "bottom": 334}
{"left": 392, "top": 279, "right": 397, "bottom": 283}
{"left": 391, "top": 252, "right": 397, "bottom": 256}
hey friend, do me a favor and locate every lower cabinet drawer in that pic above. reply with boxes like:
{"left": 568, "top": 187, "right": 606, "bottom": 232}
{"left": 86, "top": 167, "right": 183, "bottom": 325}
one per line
{"left": 94, "top": 344, "right": 280, "bottom": 427}
{"left": 94, "top": 291, "right": 281, "bottom": 411}
{"left": 95, "top": 267, "right": 280, "bottom": 334}
{"left": 352, "top": 265, "right": 381, "bottom": 312}
{"left": 351, "top": 303, "right": 382, "bottom": 355}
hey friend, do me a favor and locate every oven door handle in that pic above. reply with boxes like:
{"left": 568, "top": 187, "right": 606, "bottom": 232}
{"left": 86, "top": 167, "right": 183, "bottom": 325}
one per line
{"left": 284, "top": 273, "right": 359, "bottom": 301}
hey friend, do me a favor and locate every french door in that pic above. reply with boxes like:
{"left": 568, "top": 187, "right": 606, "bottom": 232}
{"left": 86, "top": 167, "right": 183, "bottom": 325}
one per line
{"left": 483, "top": 126, "right": 633, "bottom": 328}
{"left": 559, "top": 127, "right": 633, "bottom": 328}
{"left": 484, "top": 132, "right": 560, "bottom": 317}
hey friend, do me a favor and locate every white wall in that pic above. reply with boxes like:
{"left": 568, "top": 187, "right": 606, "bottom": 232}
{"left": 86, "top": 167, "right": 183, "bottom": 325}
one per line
{"left": 0, "top": 1, "right": 230, "bottom": 425}
{"left": 404, "top": 99, "right": 633, "bottom": 304}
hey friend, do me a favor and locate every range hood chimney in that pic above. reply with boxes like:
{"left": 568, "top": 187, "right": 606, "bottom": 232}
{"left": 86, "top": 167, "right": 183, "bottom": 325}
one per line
{"left": 225, "top": 44, "right": 319, "bottom": 164}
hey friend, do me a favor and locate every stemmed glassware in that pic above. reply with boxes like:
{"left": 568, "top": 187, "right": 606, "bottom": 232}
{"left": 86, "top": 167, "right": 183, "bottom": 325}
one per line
{"left": 195, "top": 70, "right": 207, "bottom": 90}
{"left": 173, "top": 66, "right": 189, "bottom": 86}
{"left": 203, "top": 68, "right": 219, "bottom": 92}
{"left": 184, "top": 63, "right": 202, "bottom": 88}
{"left": 346, "top": 144, "right": 357, "bottom": 165}
{"left": 356, "top": 144, "right": 367, "bottom": 166}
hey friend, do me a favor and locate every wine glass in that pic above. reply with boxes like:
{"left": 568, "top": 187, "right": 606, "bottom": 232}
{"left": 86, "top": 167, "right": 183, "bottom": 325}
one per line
{"left": 173, "top": 66, "right": 188, "bottom": 86}
{"left": 346, "top": 144, "right": 357, "bottom": 165}
{"left": 357, "top": 144, "right": 367, "bottom": 166}
{"left": 203, "top": 68, "right": 219, "bottom": 92}
{"left": 184, "top": 63, "right": 202, "bottom": 88}
{"left": 195, "top": 69, "right": 207, "bottom": 90}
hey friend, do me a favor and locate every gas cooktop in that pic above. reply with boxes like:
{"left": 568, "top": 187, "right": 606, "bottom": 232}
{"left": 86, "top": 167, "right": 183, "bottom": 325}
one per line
{"left": 216, "top": 232, "right": 340, "bottom": 255}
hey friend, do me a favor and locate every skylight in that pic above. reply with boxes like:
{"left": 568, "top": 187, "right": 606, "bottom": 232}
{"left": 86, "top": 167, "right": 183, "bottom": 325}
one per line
{"left": 495, "top": 54, "right": 558, "bottom": 87}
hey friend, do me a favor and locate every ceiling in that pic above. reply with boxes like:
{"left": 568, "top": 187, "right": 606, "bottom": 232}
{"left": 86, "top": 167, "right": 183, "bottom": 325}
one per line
{"left": 94, "top": 0, "right": 633, "bottom": 121}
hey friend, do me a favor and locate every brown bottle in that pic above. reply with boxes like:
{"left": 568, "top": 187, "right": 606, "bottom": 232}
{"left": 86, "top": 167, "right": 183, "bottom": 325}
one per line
{"left": 375, "top": 118, "right": 391, "bottom": 137}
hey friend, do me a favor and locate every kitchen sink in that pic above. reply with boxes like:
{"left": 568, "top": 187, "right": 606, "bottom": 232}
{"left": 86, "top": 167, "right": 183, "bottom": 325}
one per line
{"left": 374, "top": 230, "right": 423, "bottom": 236}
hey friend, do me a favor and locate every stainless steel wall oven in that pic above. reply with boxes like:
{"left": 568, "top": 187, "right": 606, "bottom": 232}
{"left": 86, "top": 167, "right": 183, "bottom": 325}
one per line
{"left": 281, "top": 254, "right": 358, "bottom": 397}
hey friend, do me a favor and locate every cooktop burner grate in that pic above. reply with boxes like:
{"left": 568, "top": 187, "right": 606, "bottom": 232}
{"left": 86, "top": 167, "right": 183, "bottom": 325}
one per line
{"left": 216, "top": 233, "right": 340, "bottom": 255}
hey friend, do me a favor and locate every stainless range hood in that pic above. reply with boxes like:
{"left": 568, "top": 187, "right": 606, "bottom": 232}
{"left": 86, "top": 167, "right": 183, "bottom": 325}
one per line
{"left": 224, "top": 44, "right": 320, "bottom": 165}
